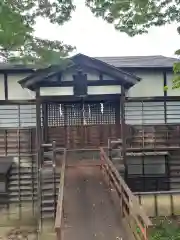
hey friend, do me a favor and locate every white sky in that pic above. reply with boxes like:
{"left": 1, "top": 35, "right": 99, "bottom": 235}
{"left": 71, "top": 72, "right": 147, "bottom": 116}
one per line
{"left": 35, "top": 1, "right": 180, "bottom": 58}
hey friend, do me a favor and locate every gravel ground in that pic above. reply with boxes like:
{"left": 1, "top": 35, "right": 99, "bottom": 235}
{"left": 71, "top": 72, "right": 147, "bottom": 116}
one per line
{"left": 0, "top": 227, "right": 37, "bottom": 240}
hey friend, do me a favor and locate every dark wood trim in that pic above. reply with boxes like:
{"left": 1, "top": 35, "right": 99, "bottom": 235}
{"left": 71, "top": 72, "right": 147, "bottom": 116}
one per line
{"left": 121, "top": 67, "right": 173, "bottom": 73}
{"left": 99, "top": 73, "right": 103, "bottom": 81}
{"left": 126, "top": 96, "right": 180, "bottom": 102}
{"left": 4, "top": 73, "right": 8, "bottom": 100}
{"left": 120, "top": 86, "right": 127, "bottom": 179}
{"left": 0, "top": 65, "right": 173, "bottom": 74}
{"left": 42, "top": 103, "right": 48, "bottom": 143}
{"left": 39, "top": 94, "right": 121, "bottom": 103}
{"left": 35, "top": 88, "right": 42, "bottom": 228}
{"left": 163, "top": 71, "right": 167, "bottom": 123}
{"left": 35, "top": 79, "right": 122, "bottom": 88}
{"left": 0, "top": 69, "right": 34, "bottom": 74}
{"left": 0, "top": 95, "right": 179, "bottom": 105}
{"left": 115, "top": 101, "right": 120, "bottom": 138}
{"left": 35, "top": 89, "right": 42, "bottom": 164}
{"left": 0, "top": 100, "right": 35, "bottom": 105}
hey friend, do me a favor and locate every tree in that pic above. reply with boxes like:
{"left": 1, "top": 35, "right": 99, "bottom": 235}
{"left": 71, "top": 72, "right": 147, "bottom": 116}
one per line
{"left": 86, "top": 0, "right": 180, "bottom": 88}
{"left": 0, "top": 0, "right": 76, "bottom": 65}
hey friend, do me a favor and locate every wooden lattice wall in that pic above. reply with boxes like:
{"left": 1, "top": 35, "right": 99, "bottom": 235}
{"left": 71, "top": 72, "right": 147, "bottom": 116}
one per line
{"left": 46, "top": 102, "right": 120, "bottom": 149}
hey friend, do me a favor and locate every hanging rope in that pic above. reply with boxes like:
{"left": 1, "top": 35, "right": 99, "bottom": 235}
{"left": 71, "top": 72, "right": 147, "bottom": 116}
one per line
{"left": 82, "top": 103, "right": 87, "bottom": 125}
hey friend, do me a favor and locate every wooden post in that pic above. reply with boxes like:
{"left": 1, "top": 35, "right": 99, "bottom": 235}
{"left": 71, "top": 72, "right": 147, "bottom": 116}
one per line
{"left": 35, "top": 89, "right": 42, "bottom": 232}
{"left": 42, "top": 102, "right": 48, "bottom": 143}
{"left": 120, "top": 86, "right": 127, "bottom": 180}
{"left": 115, "top": 101, "right": 121, "bottom": 138}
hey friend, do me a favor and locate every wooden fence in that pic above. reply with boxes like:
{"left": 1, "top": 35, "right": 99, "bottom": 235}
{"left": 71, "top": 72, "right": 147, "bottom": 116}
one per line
{"left": 135, "top": 190, "right": 180, "bottom": 217}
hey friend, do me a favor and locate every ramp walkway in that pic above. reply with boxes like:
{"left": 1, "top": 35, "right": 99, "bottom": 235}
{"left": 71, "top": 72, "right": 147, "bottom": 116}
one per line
{"left": 55, "top": 149, "right": 152, "bottom": 240}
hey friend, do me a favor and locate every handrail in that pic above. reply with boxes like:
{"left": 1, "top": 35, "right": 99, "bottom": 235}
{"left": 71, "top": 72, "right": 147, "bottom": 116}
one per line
{"left": 55, "top": 148, "right": 66, "bottom": 240}
{"left": 100, "top": 147, "right": 153, "bottom": 240}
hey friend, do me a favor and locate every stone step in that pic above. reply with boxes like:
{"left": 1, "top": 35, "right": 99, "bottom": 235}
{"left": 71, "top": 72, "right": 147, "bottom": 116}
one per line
{"left": 9, "top": 178, "right": 60, "bottom": 186}
{"left": 41, "top": 199, "right": 56, "bottom": 206}
{"left": 8, "top": 184, "right": 59, "bottom": 192}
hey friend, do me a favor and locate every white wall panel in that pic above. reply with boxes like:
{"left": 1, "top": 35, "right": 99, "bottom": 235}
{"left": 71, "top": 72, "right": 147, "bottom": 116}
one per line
{"left": 128, "top": 71, "right": 164, "bottom": 97}
{"left": 62, "top": 69, "right": 115, "bottom": 81}
{"left": 0, "top": 105, "right": 36, "bottom": 127}
{"left": 125, "top": 101, "right": 165, "bottom": 125}
{"left": 88, "top": 85, "right": 121, "bottom": 95}
{"left": 8, "top": 73, "right": 35, "bottom": 100}
{"left": 103, "top": 74, "right": 115, "bottom": 80}
{"left": 41, "top": 85, "right": 121, "bottom": 96}
{"left": 40, "top": 87, "right": 73, "bottom": 96}
{"left": 166, "top": 73, "right": 180, "bottom": 96}
{"left": 166, "top": 101, "right": 180, "bottom": 123}
{"left": 61, "top": 71, "right": 73, "bottom": 81}
{"left": 87, "top": 71, "right": 101, "bottom": 81}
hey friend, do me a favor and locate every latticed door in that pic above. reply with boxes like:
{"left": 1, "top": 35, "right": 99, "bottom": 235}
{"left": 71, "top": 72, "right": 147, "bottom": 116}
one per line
{"left": 46, "top": 101, "right": 116, "bottom": 149}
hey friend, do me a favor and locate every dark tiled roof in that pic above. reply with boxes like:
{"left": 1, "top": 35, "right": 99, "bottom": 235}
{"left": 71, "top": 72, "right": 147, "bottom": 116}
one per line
{"left": 0, "top": 64, "right": 35, "bottom": 71}
{"left": 95, "top": 55, "right": 179, "bottom": 68}
{"left": 0, "top": 55, "right": 179, "bottom": 71}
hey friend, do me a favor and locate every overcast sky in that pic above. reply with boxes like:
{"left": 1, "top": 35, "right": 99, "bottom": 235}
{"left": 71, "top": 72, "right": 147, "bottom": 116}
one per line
{"left": 35, "top": 1, "right": 180, "bottom": 58}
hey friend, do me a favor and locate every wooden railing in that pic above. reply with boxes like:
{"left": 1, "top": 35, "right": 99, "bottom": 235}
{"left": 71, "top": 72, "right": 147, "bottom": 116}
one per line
{"left": 55, "top": 148, "right": 66, "bottom": 240}
{"left": 100, "top": 148, "right": 153, "bottom": 240}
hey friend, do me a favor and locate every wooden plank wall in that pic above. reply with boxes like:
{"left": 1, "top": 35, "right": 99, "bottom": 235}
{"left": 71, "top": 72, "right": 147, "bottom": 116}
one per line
{"left": 48, "top": 124, "right": 118, "bottom": 149}
{"left": 0, "top": 124, "right": 179, "bottom": 152}
{"left": 0, "top": 128, "right": 36, "bottom": 156}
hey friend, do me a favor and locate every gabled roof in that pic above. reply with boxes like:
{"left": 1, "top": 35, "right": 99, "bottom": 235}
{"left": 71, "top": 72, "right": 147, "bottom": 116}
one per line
{"left": 96, "top": 55, "right": 179, "bottom": 68}
{"left": 19, "top": 53, "right": 140, "bottom": 90}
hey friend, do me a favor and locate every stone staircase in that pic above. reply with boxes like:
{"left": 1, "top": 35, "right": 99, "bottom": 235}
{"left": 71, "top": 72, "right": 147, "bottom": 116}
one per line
{"left": 38, "top": 142, "right": 60, "bottom": 227}
{"left": 5, "top": 141, "right": 61, "bottom": 227}
{"left": 8, "top": 156, "right": 36, "bottom": 203}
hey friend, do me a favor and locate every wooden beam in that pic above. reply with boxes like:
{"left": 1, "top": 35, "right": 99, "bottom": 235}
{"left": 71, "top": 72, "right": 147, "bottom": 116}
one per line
{"left": 163, "top": 71, "right": 167, "bottom": 123}
{"left": 120, "top": 85, "right": 127, "bottom": 179}
{"left": 4, "top": 73, "right": 8, "bottom": 100}
{"left": 42, "top": 103, "right": 48, "bottom": 143}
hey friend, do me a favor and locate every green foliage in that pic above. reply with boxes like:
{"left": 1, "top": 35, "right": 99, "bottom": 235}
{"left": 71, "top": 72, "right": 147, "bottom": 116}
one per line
{"left": 150, "top": 219, "right": 180, "bottom": 240}
{"left": 172, "top": 62, "right": 180, "bottom": 89}
{"left": 86, "top": 0, "right": 180, "bottom": 37}
{"left": 0, "top": 0, "right": 75, "bottom": 65}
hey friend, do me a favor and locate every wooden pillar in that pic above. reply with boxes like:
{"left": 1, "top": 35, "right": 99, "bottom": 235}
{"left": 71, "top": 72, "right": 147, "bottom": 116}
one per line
{"left": 163, "top": 71, "right": 167, "bottom": 123}
{"left": 120, "top": 86, "right": 127, "bottom": 179}
{"left": 35, "top": 89, "right": 42, "bottom": 230}
{"left": 64, "top": 104, "right": 68, "bottom": 148}
{"left": 115, "top": 101, "right": 120, "bottom": 138}
{"left": 42, "top": 103, "right": 48, "bottom": 143}
{"left": 36, "top": 89, "right": 42, "bottom": 165}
